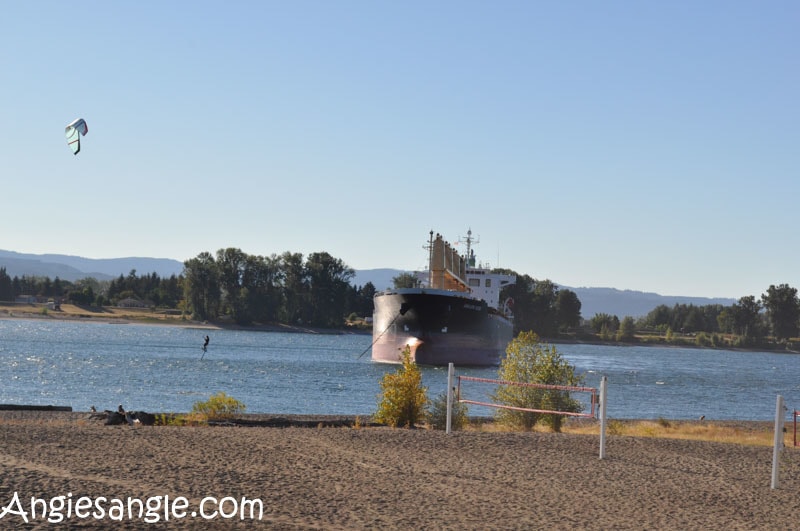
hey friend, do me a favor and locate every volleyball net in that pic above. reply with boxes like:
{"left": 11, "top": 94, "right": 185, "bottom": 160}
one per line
{"left": 444, "top": 364, "right": 609, "bottom": 459}
{"left": 456, "top": 375, "right": 599, "bottom": 418}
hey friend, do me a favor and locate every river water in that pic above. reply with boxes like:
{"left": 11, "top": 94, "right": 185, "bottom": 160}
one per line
{"left": 1, "top": 319, "right": 797, "bottom": 421}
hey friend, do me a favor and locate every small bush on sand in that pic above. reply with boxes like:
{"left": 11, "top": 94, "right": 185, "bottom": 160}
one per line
{"left": 156, "top": 413, "right": 208, "bottom": 426}
{"left": 375, "top": 347, "right": 428, "bottom": 428}
{"left": 606, "top": 419, "right": 624, "bottom": 435}
{"left": 493, "top": 331, "right": 583, "bottom": 432}
{"left": 191, "top": 392, "right": 246, "bottom": 421}
{"left": 427, "top": 391, "right": 468, "bottom": 431}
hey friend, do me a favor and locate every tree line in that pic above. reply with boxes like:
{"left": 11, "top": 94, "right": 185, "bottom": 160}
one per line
{"left": 0, "top": 253, "right": 584, "bottom": 333}
{"left": 0, "top": 267, "right": 183, "bottom": 309}
{"left": 3, "top": 255, "right": 800, "bottom": 346}
{"left": 0, "top": 248, "right": 377, "bottom": 328}
{"left": 182, "top": 248, "right": 374, "bottom": 327}
{"left": 587, "top": 284, "right": 800, "bottom": 347}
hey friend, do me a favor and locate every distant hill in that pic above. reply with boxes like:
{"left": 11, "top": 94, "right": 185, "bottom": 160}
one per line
{"left": 566, "top": 286, "right": 735, "bottom": 319}
{"left": 0, "top": 250, "right": 184, "bottom": 282}
{"left": 351, "top": 268, "right": 402, "bottom": 291}
{"left": 0, "top": 254, "right": 736, "bottom": 318}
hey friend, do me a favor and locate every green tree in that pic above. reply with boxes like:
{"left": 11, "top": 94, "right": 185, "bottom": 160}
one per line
{"left": 216, "top": 247, "right": 249, "bottom": 323}
{"left": 555, "top": 289, "right": 582, "bottom": 331}
{"left": 241, "top": 254, "right": 282, "bottom": 323}
{"left": 427, "top": 392, "right": 468, "bottom": 431}
{"left": 345, "top": 281, "right": 376, "bottom": 320}
{"left": 681, "top": 305, "right": 708, "bottom": 333}
{"left": 492, "top": 331, "right": 583, "bottom": 432}
{"left": 0, "top": 267, "right": 12, "bottom": 301}
{"left": 155, "top": 274, "right": 183, "bottom": 309}
{"left": 645, "top": 304, "right": 671, "bottom": 329}
{"left": 616, "top": 316, "right": 637, "bottom": 342}
{"left": 279, "top": 252, "right": 307, "bottom": 324}
{"left": 504, "top": 275, "right": 560, "bottom": 336}
{"left": 374, "top": 348, "right": 428, "bottom": 428}
{"left": 392, "top": 272, "right": 418, "bottom": 288}
{"left": 305, "top": 252, "right": 355, "bottom": 327}
{"left": 529, "top": 280, "right": 560, "bottom": 336}
{"left": 69, "top": 285, "right": 95, "bottom": 305}
{"left": 183, "top": 252, "right": 221, "bottom": 320}
{"left": 761, "top": 284, "right": 800, "bottom": 341}
{"left": 722, "top": 295, "right": 763, "bottom": 340}
{"left": 590, "top": 313, "right": 619, "bottom": 334}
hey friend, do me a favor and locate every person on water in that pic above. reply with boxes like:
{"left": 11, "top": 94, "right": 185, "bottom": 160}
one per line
{"left": 203, "top": 335, "right": 210, "bottom": 350}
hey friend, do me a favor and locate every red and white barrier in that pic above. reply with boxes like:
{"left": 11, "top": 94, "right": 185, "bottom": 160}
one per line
{"left": 456, "top": 375, "right": 599, "bottom": 417}
{"left": 445, "top": 364, "right": 608, "bottom": 458}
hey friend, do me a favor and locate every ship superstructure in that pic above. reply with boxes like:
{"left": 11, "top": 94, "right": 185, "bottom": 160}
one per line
{"left": 371, "top": 230, "right": 516, "bottom": 366}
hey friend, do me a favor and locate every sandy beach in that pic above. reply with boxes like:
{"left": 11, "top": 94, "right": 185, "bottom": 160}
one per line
{"left": 0, "top": 411, "right": 798, "bottom": 529}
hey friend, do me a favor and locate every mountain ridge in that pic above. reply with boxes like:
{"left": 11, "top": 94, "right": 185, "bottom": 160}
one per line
{"left": 0, "top": 250, "right": 736, "bottom": 318}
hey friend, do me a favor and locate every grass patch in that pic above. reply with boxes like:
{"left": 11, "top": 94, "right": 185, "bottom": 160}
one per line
{"left": 0, "top": 302, "right": 190, "bottom": 324}
{"left": 155, "top": 412, "right": 209, "bottom": 426}
{"left": 562, "top": 419, "right": 793, "bottom": 447}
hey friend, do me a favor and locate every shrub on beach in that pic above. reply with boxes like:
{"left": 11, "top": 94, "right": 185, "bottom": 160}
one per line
{"left": 191, "top": 392, "right": 246, "bottom": 421}
{"left": 155, "top": 413, "right": 205, "bottom": 426}
{"left": 493, "top": 331, "right": 583, "bottom": 432}
{"left": 427, "top": 391, "right": 468, "bottom": 431}
{"left": 375, "top": 347, "right": 428, "bottom": 428}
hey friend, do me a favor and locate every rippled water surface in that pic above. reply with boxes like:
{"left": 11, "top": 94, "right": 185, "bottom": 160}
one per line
{"left": 1, "top": 319, "right": 798, "bottom": 420}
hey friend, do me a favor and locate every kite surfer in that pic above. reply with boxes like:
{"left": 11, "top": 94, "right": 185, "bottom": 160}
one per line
{"left": 201, "top": 335, "right": 210, "bottom": 359}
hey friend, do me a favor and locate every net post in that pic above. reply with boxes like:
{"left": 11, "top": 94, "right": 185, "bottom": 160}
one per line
{"left": 599, "top": 376, "right": 608, "bottom": 460}
{"left": 771, "top": 394, "right": 785, "bottom": 489}
{"left": 446, "top": 363, "right": 454, "bottom": 435}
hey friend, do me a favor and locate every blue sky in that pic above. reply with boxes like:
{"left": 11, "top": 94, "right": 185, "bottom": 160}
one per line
{"left": 2, "top": 2, "right": 797, "bottom": 299}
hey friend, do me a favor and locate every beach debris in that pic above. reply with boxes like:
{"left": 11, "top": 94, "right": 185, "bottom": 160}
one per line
{"left": 104, "top": 408, "right": 155, "bottom": 426}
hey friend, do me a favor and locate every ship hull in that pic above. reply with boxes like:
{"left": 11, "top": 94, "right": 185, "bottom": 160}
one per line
{"left": 371, "top": 288, "right": 513, "bottom": 366}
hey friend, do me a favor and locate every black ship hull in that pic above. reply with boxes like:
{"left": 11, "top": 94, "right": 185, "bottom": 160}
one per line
{"left": 371, "top": 288, "right": 513, "bottom": 366}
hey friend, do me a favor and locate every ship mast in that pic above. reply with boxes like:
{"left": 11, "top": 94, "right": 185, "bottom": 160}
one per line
{"left": 425, "top": 230, "right": 434, "bottom": 287}
{"left": 459, "top": 228, "right": 479, "bottom": 267}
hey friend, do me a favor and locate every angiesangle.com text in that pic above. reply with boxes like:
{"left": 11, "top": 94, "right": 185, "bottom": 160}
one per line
{"left": 0, "top": 492, "right": 263, "bottom": 524}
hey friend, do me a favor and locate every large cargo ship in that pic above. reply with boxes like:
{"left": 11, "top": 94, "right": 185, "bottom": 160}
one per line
{"left": 371, "top": 230, "right": 516, "bottom": 366}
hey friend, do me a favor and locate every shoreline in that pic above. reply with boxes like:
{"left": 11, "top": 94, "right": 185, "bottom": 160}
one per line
{"left": 0, "top": 409, "right": 779, "bottom": 433}
{"left": 2, "top": 306, "right": 796, "bottom": 353}
{"left": 0, "top": 305, "right": 370, "bottom": 335}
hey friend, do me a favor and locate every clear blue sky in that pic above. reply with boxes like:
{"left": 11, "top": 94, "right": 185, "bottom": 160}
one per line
{"left": 2, "top": 2, "right": 797, "bottom": 299}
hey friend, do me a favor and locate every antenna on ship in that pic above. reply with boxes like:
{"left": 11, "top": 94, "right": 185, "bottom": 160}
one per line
{"left": 459, "top": 228, "right": 479, "bottom": 267}
{"left": 424, "top": 230, "right": 434, "bottom": 288}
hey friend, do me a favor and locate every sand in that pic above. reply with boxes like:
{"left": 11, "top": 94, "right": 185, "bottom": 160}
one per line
{"left": 0, "top": 412, "right": 799, "bottom": 529}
